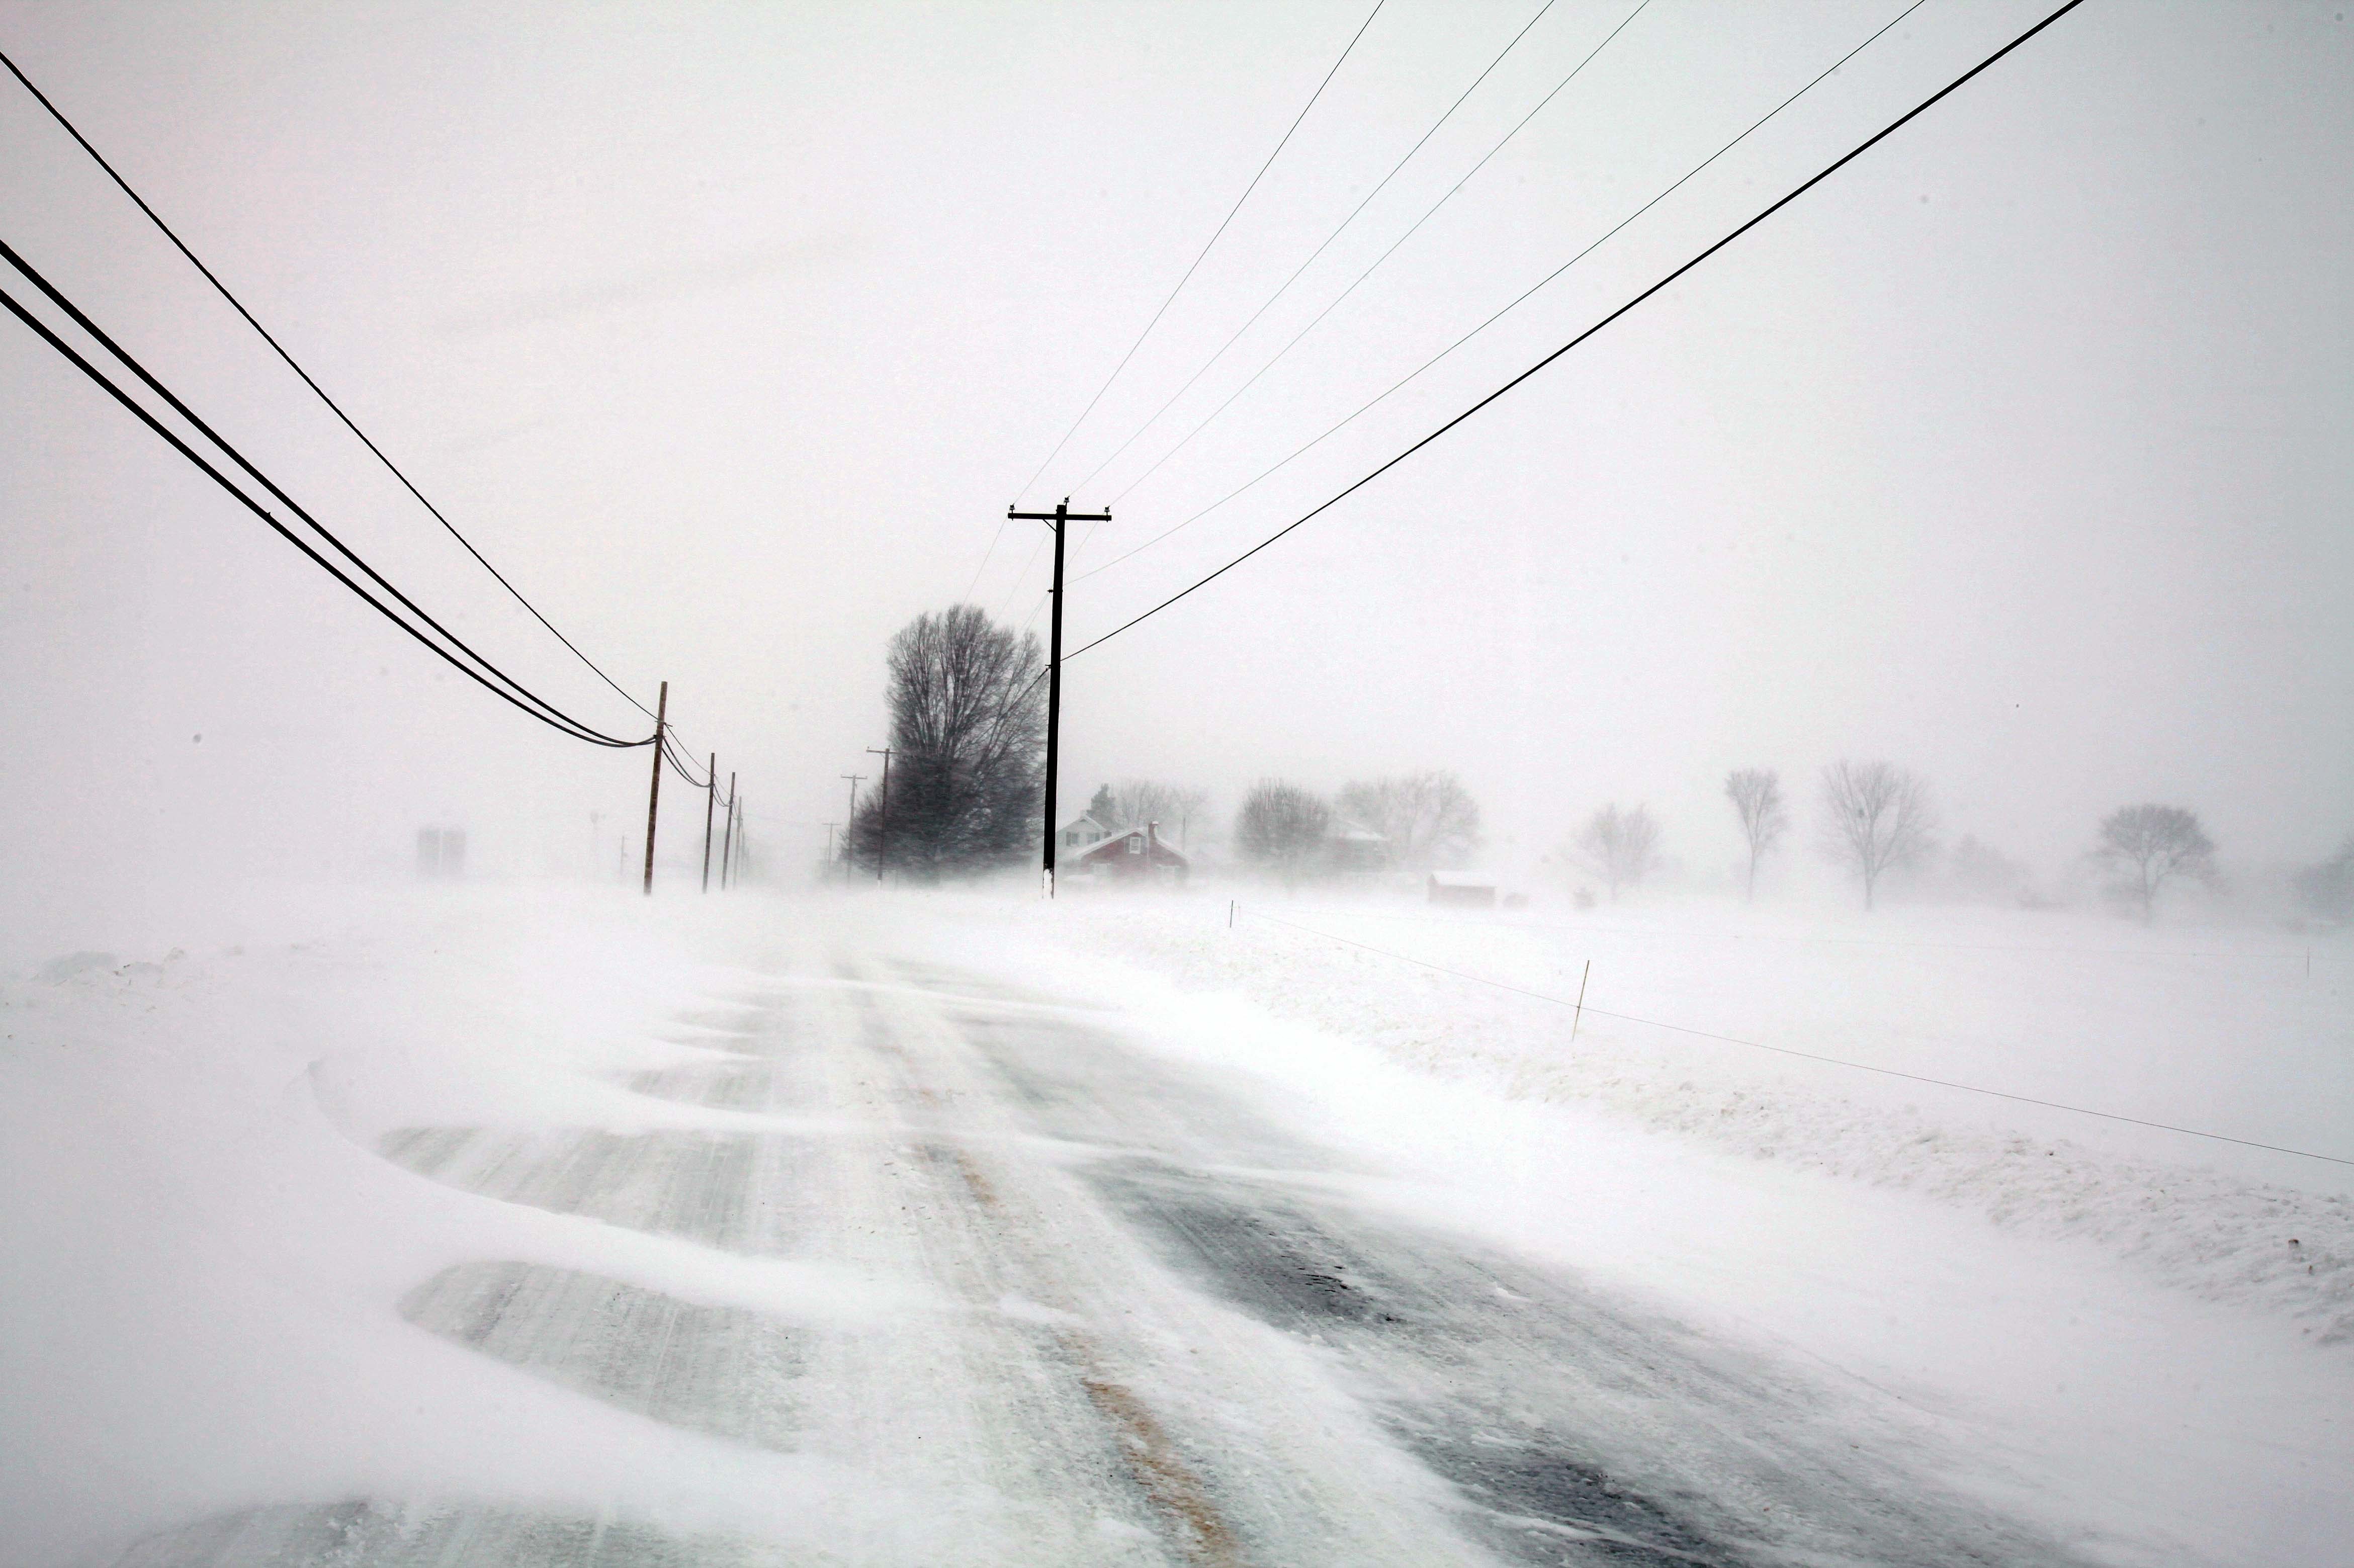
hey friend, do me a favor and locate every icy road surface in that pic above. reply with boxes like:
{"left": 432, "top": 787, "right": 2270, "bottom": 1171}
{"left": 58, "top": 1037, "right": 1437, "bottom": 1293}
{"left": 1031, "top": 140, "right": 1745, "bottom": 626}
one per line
{"left": 111, "top": 942, "right": 2091, "bottom": 1567}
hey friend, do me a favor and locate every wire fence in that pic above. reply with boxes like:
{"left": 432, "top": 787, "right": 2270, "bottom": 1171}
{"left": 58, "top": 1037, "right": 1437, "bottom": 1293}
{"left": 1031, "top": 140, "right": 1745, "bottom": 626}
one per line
{"left": 1230, "top": 902, "right": 2352, "bottom": 1170}
{"left": 1253, "top": 896, "right": 2316, "bottom": 965}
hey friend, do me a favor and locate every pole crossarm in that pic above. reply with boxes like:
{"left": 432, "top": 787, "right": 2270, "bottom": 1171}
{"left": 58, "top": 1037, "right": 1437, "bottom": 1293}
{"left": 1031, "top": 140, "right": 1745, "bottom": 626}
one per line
{"left": 1008, "top": 509, "right": 1112, "bottom": 524}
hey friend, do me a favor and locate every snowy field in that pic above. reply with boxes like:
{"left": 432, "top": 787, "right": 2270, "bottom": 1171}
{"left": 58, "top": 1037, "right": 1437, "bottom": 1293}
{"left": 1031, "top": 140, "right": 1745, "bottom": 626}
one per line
{"left": 974, "top": 883, "right": 2354, "bottom": 1333}
{"left": 2, "top": 880, "right": 2348, "bottom": 1566}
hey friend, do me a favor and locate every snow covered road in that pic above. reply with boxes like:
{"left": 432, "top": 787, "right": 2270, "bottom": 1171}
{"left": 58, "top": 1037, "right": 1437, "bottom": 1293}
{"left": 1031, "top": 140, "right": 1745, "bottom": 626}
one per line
{"left": 99, "top": 922, "right": 2094, "bottom": 1566}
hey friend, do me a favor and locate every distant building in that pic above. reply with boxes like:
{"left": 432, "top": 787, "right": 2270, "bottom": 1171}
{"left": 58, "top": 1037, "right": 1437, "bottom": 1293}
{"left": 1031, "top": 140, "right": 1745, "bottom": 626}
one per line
{"left": 1057, "top": 812, "right": 1115, "bottom": 854}
{"left": 1427, "top": 870, "right": 1497, "bottom": 908}
{"left": 416, "top": 826, "right": 467, "bottom": 880}
{"left": 1076, "top": 821, "right": 1189, "bottom": 885}
{"left": 1327, "top": 820, "right": 1389, "bottom": 876}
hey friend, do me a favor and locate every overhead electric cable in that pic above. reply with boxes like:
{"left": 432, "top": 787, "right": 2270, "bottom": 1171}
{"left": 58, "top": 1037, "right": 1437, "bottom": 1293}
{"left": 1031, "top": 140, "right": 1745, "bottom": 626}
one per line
{"left": 1064, "top": 0, "right": 2084, "bottom": 660}
{"left": 1083, "top": 0, "right": 1926, "bottom": 590}
{"left": 1090, "top": 0, "right": 1656, "bottom": 534}
{"left": 0, "top": 47, "right": 660, "bottom": 722}
{"left": 0, "top": 284, "right": 651, "bottom": 748}
{"left": 1076, "top": 0, "right": 1928, "bottom": 588}
{"left": 0, "top": 242, "right": 646, "bottom": 747}
{"left": 1010, "top": 0, "right": 1387, "bottom": 507}
{"left": 1067, "top": 0, "right": 1576, "bottom": 510}
{"left": 662, "top": 733, "right": 714, "bottom": 789}
{"left": 960, "top": 513, "right": 1011, "bottom": 602}
{"left": 993, "top": 529, "right": 1053, "bottom": 626}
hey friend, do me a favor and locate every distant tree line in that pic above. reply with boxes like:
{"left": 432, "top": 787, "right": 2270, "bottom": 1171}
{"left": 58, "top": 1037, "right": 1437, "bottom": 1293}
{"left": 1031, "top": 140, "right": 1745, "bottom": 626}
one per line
{"left": 1547, "top": 760, "right": 2249, "bottom": 923}
{"left": 850, "top": 606, "right": 2335, "bottom": 925}
{"left": 1222, "top": 770, "right": 1481, "bottom": 887}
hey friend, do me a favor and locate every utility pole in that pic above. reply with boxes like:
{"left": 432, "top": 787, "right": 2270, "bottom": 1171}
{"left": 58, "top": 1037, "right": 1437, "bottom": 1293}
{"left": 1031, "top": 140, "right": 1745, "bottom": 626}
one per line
{"left": 865, "top": 747, "right": 893, "bottom": 883}
{"left": 1007, "top": 498, "right": 1109, "bottom": 898}
{"left": 824, "top": 821, "right": 839, "bottom": 869}
{"left": 721, "top": 771, "right": 738, "bottom": 890}
{"left": 839, "top": 773, "right": 865, "bottom": 877}
{"left": 701, "top": 753, "right": 718, "bottom": 893}
{"left": 642, "top": 680, "right": 668, "bottom": 896}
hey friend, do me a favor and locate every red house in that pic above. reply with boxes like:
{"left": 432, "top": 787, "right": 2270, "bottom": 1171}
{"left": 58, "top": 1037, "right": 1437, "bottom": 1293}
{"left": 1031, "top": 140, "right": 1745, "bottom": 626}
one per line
{"left": 1075, "top": 821, "right": 1190, "bottom": 885}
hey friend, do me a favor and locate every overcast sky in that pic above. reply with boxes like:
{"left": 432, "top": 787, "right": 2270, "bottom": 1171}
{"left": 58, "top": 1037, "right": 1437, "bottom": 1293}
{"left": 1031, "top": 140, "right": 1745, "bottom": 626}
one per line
{"left": 2, "top": 0, "right": 2347, "bottom": 934}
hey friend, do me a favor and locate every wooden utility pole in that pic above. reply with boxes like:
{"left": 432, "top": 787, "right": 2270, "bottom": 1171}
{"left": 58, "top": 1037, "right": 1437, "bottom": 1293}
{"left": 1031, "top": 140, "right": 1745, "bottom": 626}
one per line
{"left": 642, "top": 680, "right": 668, "bottom": 895}
{"left": 839, "top": 773, "right": 865, "bottom": 877}
{"left": 701, "top": 753, "right": 718, "bottom": 893}
{"left": 865, "top": 747, "right": 893, "bottom": 883}
{"left": 1006, "top": 499, "right": 1109, "bottom": 898}
{"left": 721, "top": 771, "right": 738, "bottom": 890}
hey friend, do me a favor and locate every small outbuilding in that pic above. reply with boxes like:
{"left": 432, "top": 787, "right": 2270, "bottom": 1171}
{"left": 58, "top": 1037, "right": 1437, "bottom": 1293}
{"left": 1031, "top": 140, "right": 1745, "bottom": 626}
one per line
{"left": 1327, "top": 821, "right": 1389, "bottom": 876}
{"left": 1077, "top": 821, "right": 1190, "bottom": 885}
{"left": 1426, "top": 870, "right": 1497, "bottom": 908}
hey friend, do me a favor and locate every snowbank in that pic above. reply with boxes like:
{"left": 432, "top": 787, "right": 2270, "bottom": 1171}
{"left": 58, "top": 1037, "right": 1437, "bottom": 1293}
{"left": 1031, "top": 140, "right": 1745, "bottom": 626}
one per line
{"left": 946, "top": 888, "right": 2353, "bottom": 1342}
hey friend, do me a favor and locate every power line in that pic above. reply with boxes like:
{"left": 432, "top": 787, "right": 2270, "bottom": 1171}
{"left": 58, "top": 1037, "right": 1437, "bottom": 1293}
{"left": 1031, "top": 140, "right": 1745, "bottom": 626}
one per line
{"left": 993, "top": 527, "right": 1053, "bottom": 626}
{"left": 960, "top": 512, "right": 1011, "bottom": 604}
{"left": 1238, "top": 908, "right": 2354, "bottom": 1169}
{"left": 1077, "top": 0, "right": 1919, "bottom": 587}
{"left": 1066, "top": 0, "right": 1566, "bottom": 516}
{"left": 0, "top": 239, "right": 645, "bottom": 748}
{"left": 1066, "top": 0, "right": 2081, "bottom": 661}
{"left": 661, "top": 732, "right": 713, "bottom": 789}
{"left": 0, "top": 47, "right": 661, "bottom": 722}
{"left": 1078, "top": 0, "right": 1647, "bottom": 527}
{"left": 0, "top": 282, "right": 650, "bottom": 749}
{"left": 1010, "top": 0, "right": 1388, "bottom": 507}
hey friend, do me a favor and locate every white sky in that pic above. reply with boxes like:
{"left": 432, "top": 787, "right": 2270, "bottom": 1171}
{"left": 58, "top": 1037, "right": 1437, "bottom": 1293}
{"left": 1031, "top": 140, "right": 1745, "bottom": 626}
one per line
{"left": 2, "top": 0, "right": 2348, "bottom": 922}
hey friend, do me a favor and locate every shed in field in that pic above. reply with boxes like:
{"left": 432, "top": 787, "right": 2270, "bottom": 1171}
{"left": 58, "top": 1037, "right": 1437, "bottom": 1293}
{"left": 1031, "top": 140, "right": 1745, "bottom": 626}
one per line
{"left": 1427, "top": 870, "right": 1497, "bottom": 908}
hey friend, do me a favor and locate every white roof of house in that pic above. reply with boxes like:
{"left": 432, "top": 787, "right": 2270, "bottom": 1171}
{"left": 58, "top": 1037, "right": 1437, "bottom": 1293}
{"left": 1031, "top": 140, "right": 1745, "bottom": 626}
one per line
{"left": 1078, "top": 824, "right": 1189, "bottom": 863}
{"left": 1058, "top": 811, "right": 1112, "bottom": 835}
{"left": 1427, "top": 869, "right": 1497, "bottom": 887}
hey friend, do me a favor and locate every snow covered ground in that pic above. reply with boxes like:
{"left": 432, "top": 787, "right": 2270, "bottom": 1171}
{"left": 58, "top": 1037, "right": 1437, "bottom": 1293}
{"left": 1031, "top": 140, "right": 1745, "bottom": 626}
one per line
{"left": 899, "top": 882, "right": 2354, "bottom": 1561}
{"left": 2, "top": 879, "right": 2348, "bottom": 1565}
{"left": 983, "top": 884, "right": 2353, "bottom": 1334}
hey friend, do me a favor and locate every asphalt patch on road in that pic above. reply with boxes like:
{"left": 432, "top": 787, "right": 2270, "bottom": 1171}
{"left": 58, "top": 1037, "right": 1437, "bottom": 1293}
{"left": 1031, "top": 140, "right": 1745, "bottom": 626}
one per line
{"left": 1085, "top": 1160, "right": 1732, "bottom": 1565}
{"left": 1085, "top": 1158, "right": 2090, "bottom": 1568}
{"left": 379, "top": 1126, "right": 787, "bottom": 1252}
{"left": 106, "top": 1499, "right": 785, "bottom": 1567}
{"left": 401, "top": 1261, "right": 806, "bottom": 1453}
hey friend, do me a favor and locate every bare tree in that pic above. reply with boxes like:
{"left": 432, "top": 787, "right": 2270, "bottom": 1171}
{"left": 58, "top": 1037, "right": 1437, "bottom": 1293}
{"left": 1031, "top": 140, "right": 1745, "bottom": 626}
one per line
{"left": 1945, "top": 835, "right": 2032, "bottom": 905}
{"left": 850, "top": 604, "right": 1044, "bottom": 876}
{"left": 1819, "top": 760, "right": 1936, "bottom": 910}
{"left": 1723, "top": 768, "right": 1787, "bottom": 901}
{"left": 1106, "top": 780, "right": 1181, "bottom": 832}
{"left": 1336, "top": 770, "right": 1482, "bottom": 869}
{"left": 1169, "top": 787, "right": 1211, "bottom": 850}
{"left": 1568, "top": 803, "right": 1662, "bottom": 901}
{"left": 2094, "top": 804, "right": 2215, "bottom": 923}
{"left": 1234, "top": 780, "right": 1331, "bottom": 887}
{"left": 2296, "top": 835, "right": 2354, "bottom": 921}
